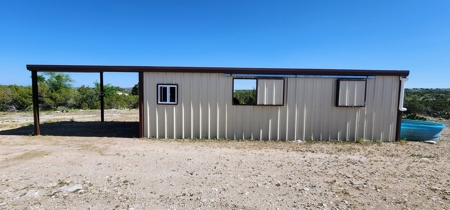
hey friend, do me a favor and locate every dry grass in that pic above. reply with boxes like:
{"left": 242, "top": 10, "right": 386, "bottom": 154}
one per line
{"left": 7, "top": 150, "right": 50, "bottom": 162}
{"left": 78, "top": 144, "right": 109, "bottom": 156}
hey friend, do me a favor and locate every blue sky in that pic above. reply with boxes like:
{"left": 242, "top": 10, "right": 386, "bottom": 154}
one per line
{"left": 1, "top": 0, "right": 449, "bottom": 88}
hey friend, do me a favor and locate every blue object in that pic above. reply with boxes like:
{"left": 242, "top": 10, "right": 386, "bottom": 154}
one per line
{"left": 400, "top": 119, "right": 446, "bottom": 141}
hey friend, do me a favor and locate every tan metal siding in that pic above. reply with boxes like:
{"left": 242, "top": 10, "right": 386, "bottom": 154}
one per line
{"left": 143, "top": 73, "right": 400, "bottom": 141}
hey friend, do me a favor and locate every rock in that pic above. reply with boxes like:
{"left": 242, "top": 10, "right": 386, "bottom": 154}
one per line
{"left": 303, "top": 188, "right": 310, "bottom": 191}
{"left": 350, "top": 180, "right": 363, "bottom": 185}
{"left": 420, "top": 158, "right": 430, "bottom": 163}
{"left": 53, "top": 184, "right": 83, "bottom": 195}
{"left": 32, "top": 191, "right": 39, "bottom": 197}
{"left": 65, "top": 184, "right": 83, "bottom": 193}
{"left": 430, "top": 186, "right": 441, "bottom": 191}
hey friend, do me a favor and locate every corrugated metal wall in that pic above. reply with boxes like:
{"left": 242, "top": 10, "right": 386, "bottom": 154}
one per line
{"left": 143, "top": 72, "right": 400, "bottom": 141}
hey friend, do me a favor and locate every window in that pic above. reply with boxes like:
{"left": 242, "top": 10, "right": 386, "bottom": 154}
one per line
{"left": 336, "top": 80, "right": 366, "bottom": 107}
{"left": 157, "top": 84, "right": 177, "bottom": 104}
{"left": 233, "top": 78, "right": 284, "bottom": 106}
{"left": 233, "top": 79, "right": 257, "bottom": 105}
{"left": 257, "top": 79, "right": 284, "bottom": 105}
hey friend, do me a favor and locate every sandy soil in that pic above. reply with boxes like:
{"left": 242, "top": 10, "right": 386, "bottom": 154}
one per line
{"left": 0, "top": 110, "right": 449, "bottom": 209}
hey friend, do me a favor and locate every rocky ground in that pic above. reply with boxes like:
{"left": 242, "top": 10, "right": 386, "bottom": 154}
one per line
{"left": 0, "top": 110, "right": 449, "bottom": 209}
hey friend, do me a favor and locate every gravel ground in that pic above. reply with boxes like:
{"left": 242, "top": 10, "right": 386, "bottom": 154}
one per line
{"left": 0, "top": 110, "right": 449, "bottom": 209}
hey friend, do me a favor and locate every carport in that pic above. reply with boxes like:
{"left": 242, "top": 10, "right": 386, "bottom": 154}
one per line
{"left": 27, "top": 65, "right": 145, "bottom": 137}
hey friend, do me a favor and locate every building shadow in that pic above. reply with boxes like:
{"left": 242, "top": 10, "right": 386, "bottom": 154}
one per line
{"left": 0, "top": 121, "right": 139, "bottom": 138}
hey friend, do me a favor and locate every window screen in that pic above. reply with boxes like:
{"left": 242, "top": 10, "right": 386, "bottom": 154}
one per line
{"left": 257, "top": 79, "right": 284, "bottom": 105}
{"left": 157, "top": 84, "right": 177, "bottom": 104}
{"left": 336, "top": 80, "right": 366, "bottom": 107}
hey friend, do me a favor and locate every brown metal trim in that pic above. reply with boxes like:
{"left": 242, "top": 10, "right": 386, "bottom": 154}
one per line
{"left": 26, "top": 64, "right": 410, "bottom": 77}
{"left": 100, "top": 72, "right": 104, "bottom": 122}
{"left": 31, "top": 70, "right": 40, "bottom": 135}
{"left": 395, "top": 77, "right": 403, "bottom": 141}
{"left": 139, "top": 72, "right": 144, "bottom": 138}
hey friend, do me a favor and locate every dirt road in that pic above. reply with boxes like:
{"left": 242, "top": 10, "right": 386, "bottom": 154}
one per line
{"left": 1, "top": 110, "right": 449, "bottom": 209}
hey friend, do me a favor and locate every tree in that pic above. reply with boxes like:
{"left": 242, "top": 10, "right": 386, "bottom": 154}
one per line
{"left": 404, "top": 95, "right": 425, "bottom": 115}
{"left": 76, "top": 85, "right": 100, "bottom": 109}
{"left": 0, "top": 85, "right": 32, "bottom": 111}
{"left": 131, "top": 83, "right": 139, "bottom": 95}
{"left": 39, "top": 73, "right": 76, "bottom": 110}
{"left": 94, "top": 82, "right": 117, "bottom": 98}
{"left": 45, "top": 73, "right": 73, "bottom": 92}
{"left": 233, "top": 89, "right": 257, "bottom": 105}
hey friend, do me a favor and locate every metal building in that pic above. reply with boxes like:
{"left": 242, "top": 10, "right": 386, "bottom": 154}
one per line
{"left": 27, "top": 65, "right": 409, "bottom": 141}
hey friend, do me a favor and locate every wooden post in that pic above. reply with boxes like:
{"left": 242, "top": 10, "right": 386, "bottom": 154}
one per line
{"left": 100, "top": 72, "right": 104, "bottom": 122}
{"left": 31, "top": 70, "right": 40, "bottom": 135}
{"left": 139, "top": 72, "right": 144, "bottom": 138}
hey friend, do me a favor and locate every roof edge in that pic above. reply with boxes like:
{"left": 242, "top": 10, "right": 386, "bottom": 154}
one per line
{"left": 26, "top": 64, "right": 410, "bottom": 77}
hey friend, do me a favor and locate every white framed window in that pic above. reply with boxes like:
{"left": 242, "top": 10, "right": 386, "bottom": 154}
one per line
{"left": 157, "top": 84, "right": 178, "bottom": 105}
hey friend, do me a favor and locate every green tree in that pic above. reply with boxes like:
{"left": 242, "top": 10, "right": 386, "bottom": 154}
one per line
{"left": 131, "top": 83, "right": 139, "bottom": 95}
{"left": 404, "top": 95, "right": 425, "bottom": 115}
{"left": 94, "top": 82, "right": 117, "bottom": 98}
{"left": 76, "top": 85, "right": 100, "bottom": 109}
{"left": 45, "top": 73, "right": 73, "bottom": 92}
{"left": 39, "top": 73, "right": 76, "bottom": 110}
{"left": 233, "top": 89, "right": 257, "bottom": 105}
{"left": 0, "top": 85, "right": 32, "bottom": 111}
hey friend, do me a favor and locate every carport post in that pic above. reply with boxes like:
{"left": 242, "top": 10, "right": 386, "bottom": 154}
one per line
{"left": 100, "top": 71, "right": 104, "bottom": 122}
{"left": 31, "top": 70, "right": 40, "bottom": 135}
{"left": 139, "top": 72, "right": 144, "bottom": 138}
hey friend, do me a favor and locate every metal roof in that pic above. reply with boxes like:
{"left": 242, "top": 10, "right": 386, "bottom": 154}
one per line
{"left": 26, "top": 64, "right": 410, "bottom": 76}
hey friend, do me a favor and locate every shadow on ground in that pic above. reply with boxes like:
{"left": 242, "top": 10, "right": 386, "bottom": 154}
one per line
{"left": 0, "top": 121, "right": 139, "bottom": 138}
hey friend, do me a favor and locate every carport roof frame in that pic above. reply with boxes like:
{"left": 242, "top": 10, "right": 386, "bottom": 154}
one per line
{"left": 27, "top": 64, "right": 410, "bottom": 76}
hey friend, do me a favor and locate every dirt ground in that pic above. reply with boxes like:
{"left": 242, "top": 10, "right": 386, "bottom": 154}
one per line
{"left": 0, "top": 110, "right": 449, "bottom": 209}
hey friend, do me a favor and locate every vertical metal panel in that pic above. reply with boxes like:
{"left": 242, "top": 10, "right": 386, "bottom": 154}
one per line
{"left": 285, "top": 79, "right": 295, "bottom": 140}
{"left": 200, "top": 73, "right": 209, "bottom": 139}
{"left": 143, "top": 73, "right": 400, "bottom": 142}
{"left": 365, "top": 78, "right": 376, "bottom": 140}
{"left": 304, "top": 80, "right": 314, "bottom": 140}
{"left": 174, "top": 75, "right": 182, "bottom": 138}
{"left": 217, "top": 74, "right": 226, "bottom": 139}
{"left": 322, "top": 79, "right": 333, "bottom": 140}
{"left": 252, "top": 106, "right": 261, "bottom": 140}
{"left": 225, "top": 76, "right": 233, "bottom": 139}
{"left": 209, "top": 74, "right": 217, "bottom": 139}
